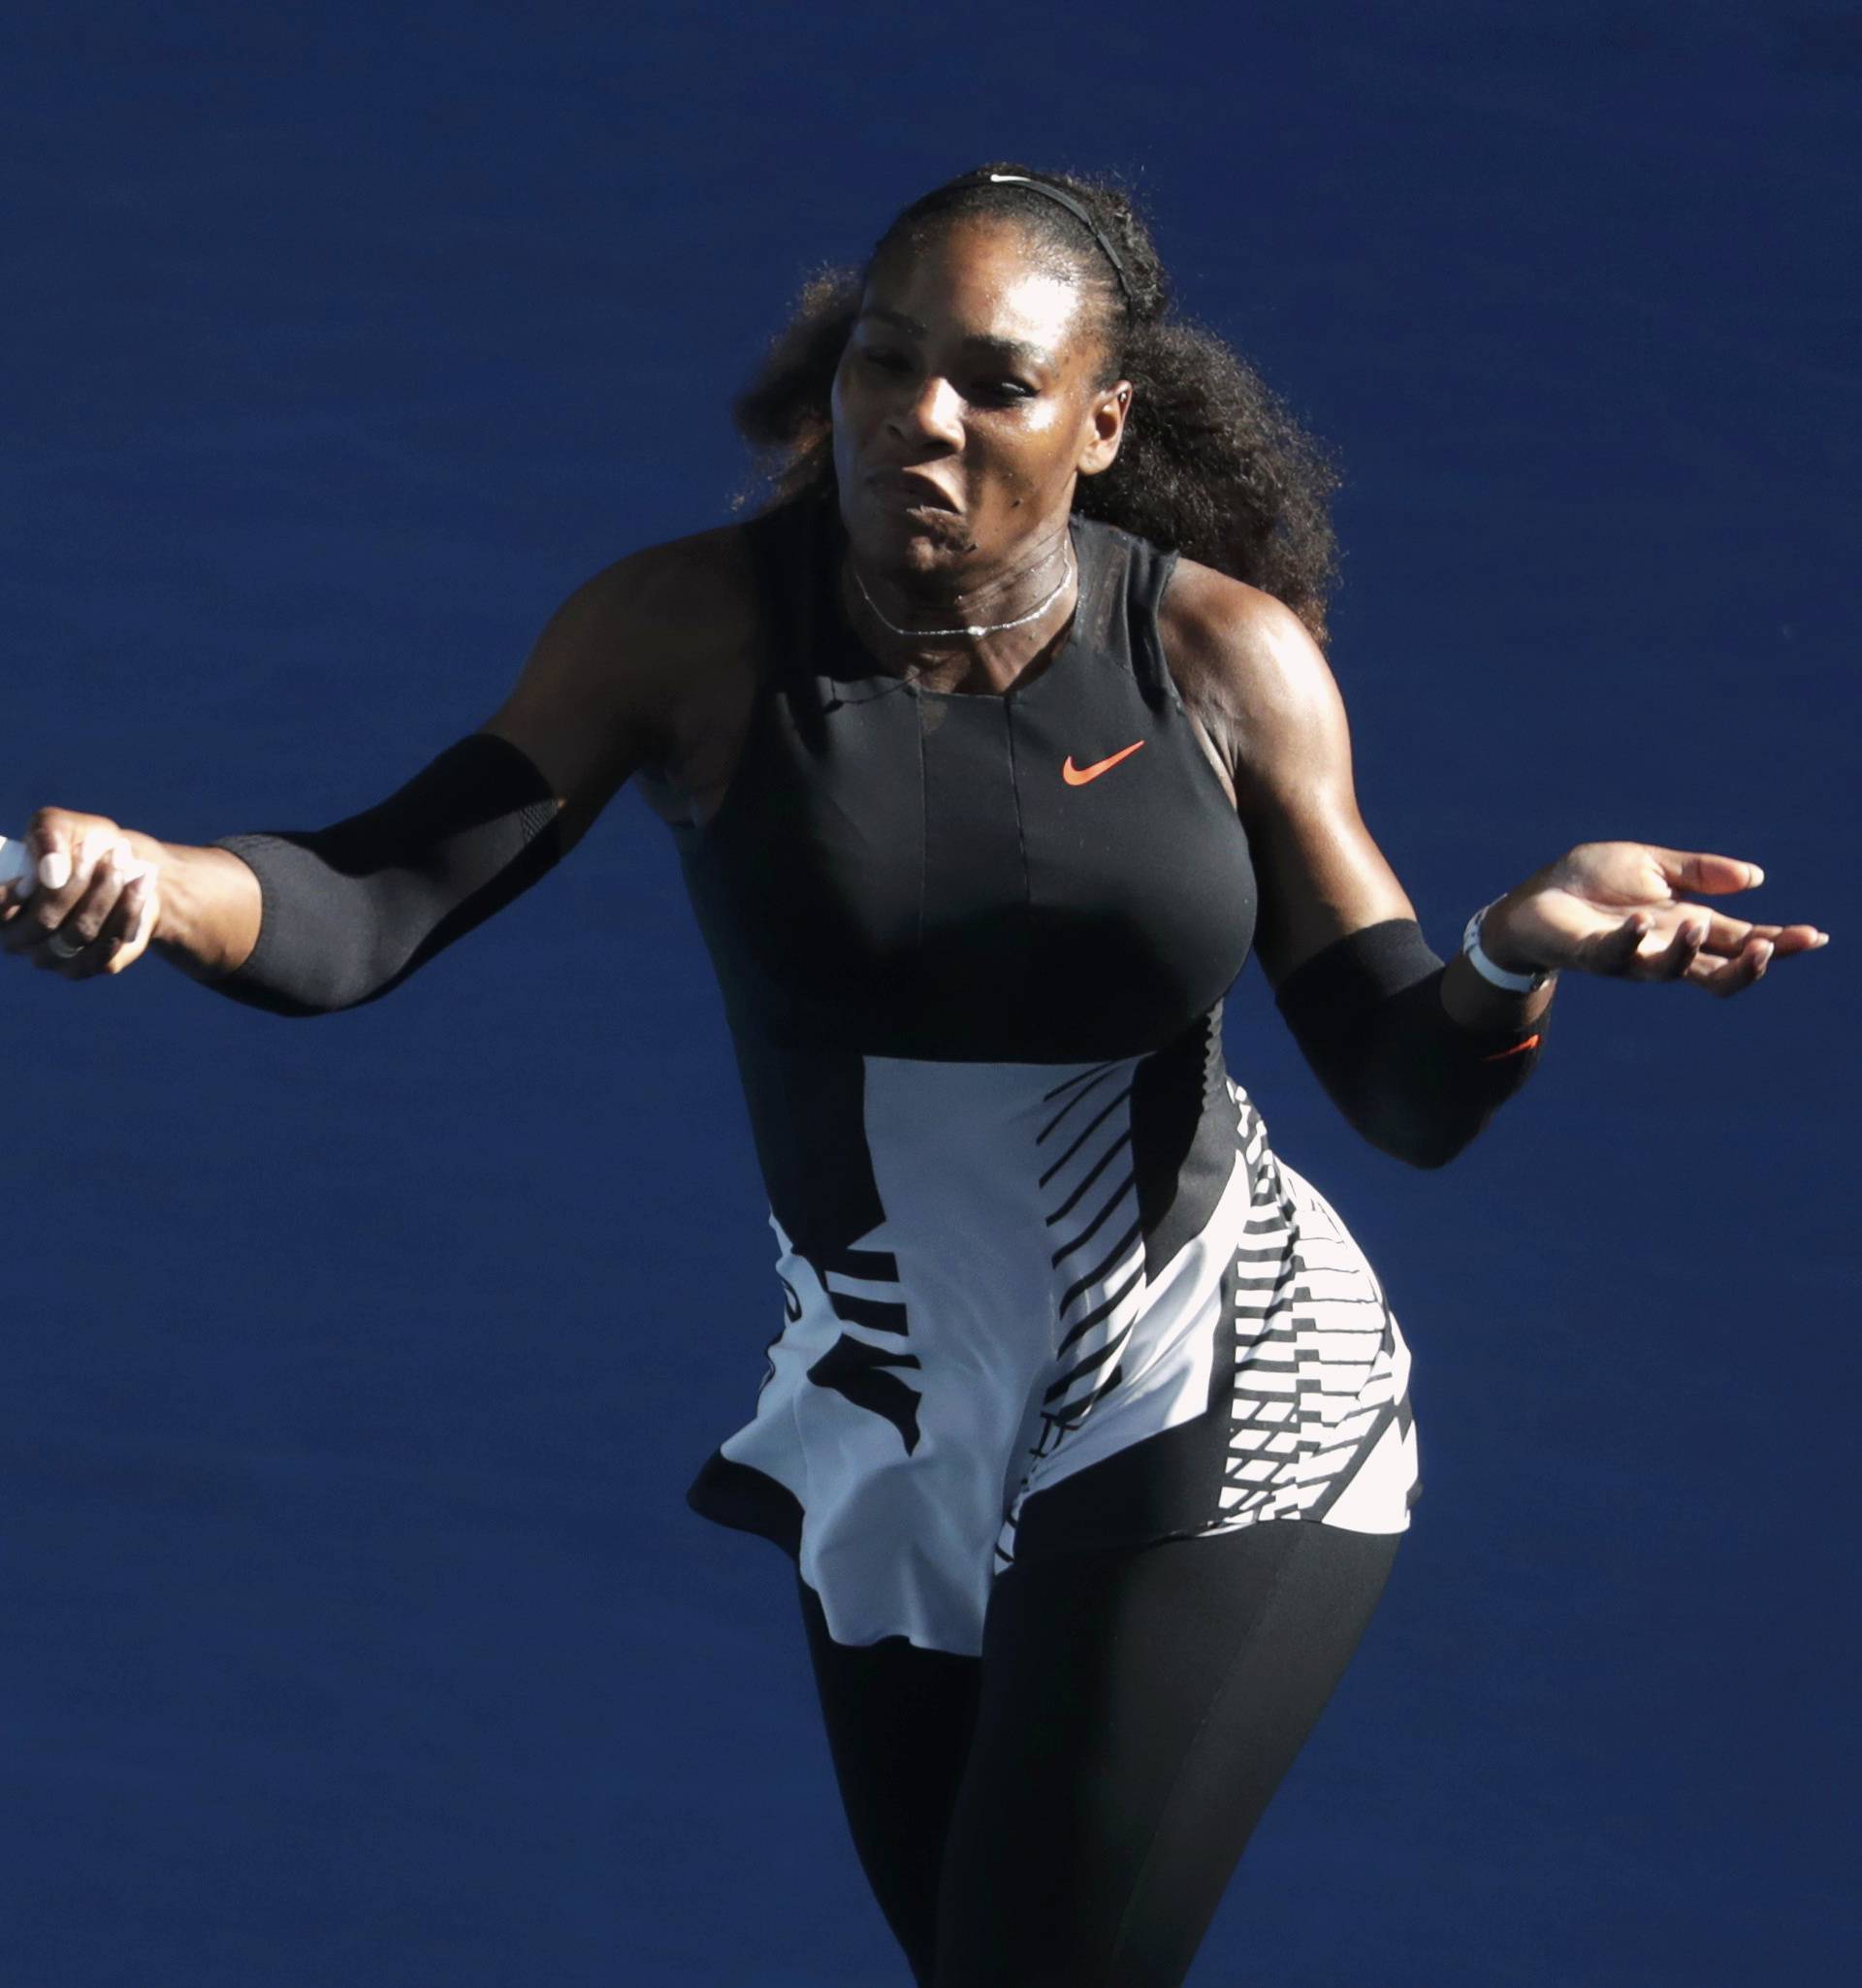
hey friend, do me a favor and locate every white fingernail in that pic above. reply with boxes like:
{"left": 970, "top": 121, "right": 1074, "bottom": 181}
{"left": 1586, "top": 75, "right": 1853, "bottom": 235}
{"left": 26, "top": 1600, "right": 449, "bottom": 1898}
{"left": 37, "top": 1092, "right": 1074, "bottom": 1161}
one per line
{"left": 40, "top": 850, "right": 71, "bottom": 890}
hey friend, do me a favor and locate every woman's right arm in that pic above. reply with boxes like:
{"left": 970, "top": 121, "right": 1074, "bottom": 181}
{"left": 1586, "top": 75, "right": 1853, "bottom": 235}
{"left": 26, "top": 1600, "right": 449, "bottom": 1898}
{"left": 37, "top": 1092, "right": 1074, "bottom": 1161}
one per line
{"left": 0, "top": 537, "right": 717, "bottom": 1008}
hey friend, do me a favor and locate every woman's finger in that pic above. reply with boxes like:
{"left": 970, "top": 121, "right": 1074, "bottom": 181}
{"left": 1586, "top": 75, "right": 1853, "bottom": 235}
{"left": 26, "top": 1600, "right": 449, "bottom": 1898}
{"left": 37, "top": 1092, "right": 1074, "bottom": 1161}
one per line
{"left": 1686, "top": 913, "right": 1831, "bottom": 956}
{"left": 1683, "top": 909, "right": 1767, "bottom": 957}
{"left": 1641, "top": 847, "right": 1765, "bottom": 896}
{"left": 1577, "top": 913, "right": 1651, "bottom": 975}
{"left": 1652, "top": 909, "right": 1827, "bottom": 960}
{"left": 39, "top": 843, "right": 141, "bottom": 976}
{"left": 1685, "top": 936, "right": 1774, "bottom": 999}
{"left": 3, "top": 835, "right": 101, "bottom": 957}
{"left": 1640, "top": 914, "right": 1709, "bottom": 980}
{"left": 1765, "top": 922, "right": 1831, "bottom": 955}
{"left": 39, "top": 847, "right": 122, "bottom": 971}
{"left": 100, "top": 870, "right": 160, "bottom": 976}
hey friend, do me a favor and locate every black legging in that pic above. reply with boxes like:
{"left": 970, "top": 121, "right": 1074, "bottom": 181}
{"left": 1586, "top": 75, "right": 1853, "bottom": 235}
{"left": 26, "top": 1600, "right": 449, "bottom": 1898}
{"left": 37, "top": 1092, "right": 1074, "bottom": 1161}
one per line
{"left": 797, "top": 1520, "right": 1401, "bottom": 1987}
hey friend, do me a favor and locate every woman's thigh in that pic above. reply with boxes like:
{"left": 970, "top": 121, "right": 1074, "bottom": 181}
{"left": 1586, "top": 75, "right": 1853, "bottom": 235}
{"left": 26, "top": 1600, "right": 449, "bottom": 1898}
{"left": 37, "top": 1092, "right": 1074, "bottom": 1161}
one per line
{"left": 796, "top": 1570, "right": 984, "bottom": 1986}
{"left": 930, "top": 1520, "right": 1402, "bottom": 1988}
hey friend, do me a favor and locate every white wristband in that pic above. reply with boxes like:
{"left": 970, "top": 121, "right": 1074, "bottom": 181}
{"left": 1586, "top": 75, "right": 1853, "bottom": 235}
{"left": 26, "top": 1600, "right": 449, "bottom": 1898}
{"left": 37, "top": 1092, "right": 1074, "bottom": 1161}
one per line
{"left": 1462, "top": 901, "right": 1555, "bottom": 993}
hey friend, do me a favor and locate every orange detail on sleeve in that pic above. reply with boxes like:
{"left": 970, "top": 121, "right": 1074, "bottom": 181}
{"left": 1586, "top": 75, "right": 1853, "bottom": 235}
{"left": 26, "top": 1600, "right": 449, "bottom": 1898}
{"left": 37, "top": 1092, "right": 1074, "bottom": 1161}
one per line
{"left": 1479, "top": 1033, "right": 1541, "bottom": 1062}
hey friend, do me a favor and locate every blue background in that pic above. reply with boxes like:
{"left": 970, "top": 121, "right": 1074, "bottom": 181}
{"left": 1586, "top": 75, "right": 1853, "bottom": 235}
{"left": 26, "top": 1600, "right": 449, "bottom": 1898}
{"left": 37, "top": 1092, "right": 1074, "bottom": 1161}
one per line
{"left": 3, "top": 4, "right": 1855, "bottom": 1982}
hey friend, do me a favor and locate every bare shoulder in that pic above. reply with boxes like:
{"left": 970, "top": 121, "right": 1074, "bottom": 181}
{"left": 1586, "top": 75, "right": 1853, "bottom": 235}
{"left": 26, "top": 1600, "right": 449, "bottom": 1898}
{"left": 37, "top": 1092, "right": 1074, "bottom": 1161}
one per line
{"left": 555, "top": 518, "right": 761, "bottom": 678}
{"left": 1157, "top": 554, "right": 1354, "bottom": 814}
{"left": 482, "top": 518, "right": 766, "bottom": 846}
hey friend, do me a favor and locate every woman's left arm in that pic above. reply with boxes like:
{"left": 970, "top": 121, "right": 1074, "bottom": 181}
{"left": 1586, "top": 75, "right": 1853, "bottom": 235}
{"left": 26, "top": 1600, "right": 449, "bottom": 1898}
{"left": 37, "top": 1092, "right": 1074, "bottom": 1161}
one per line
{"left": 1165, "top": 567, "right": 1829, "bottom": 1165}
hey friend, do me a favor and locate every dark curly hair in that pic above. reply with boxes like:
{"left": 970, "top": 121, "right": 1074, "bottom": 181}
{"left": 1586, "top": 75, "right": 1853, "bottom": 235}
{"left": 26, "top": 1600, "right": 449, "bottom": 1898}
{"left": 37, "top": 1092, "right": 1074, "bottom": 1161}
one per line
{"left": 730, "top": 161, "right": 1344, "bottom": 646}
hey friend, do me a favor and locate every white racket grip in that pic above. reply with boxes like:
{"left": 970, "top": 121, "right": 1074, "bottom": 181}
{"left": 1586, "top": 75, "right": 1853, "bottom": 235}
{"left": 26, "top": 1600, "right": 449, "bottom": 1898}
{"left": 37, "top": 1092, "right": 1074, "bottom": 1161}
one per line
{"left": 0, "top": 835, "right": 33, "bottom": 896}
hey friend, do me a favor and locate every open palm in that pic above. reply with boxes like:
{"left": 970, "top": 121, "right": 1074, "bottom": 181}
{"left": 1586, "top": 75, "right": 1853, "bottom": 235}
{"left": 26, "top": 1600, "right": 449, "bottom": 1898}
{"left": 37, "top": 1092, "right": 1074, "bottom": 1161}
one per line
{"left": 1486, "top": 842, "right": 1827, "bottom": 998}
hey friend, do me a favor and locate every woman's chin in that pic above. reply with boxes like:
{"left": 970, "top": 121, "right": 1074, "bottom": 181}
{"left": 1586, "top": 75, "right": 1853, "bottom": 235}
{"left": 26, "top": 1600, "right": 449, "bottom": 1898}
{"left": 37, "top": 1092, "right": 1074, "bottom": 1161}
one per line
{"left": 847, "top": 502, "right": 975, "bottom": 568}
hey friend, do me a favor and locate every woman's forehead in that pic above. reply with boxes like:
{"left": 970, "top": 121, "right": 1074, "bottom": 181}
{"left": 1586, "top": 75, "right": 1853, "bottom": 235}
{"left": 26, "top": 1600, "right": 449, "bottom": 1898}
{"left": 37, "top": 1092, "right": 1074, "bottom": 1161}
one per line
{"left": 865, "top": 222, "right": 1096, "bottom": 359}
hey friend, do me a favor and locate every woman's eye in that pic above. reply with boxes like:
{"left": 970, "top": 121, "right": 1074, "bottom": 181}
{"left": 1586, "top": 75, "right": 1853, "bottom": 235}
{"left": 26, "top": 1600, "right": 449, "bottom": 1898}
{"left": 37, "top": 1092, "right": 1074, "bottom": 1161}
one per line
{"left": 856, "top": 351, "right": 1030, "bottom": 403}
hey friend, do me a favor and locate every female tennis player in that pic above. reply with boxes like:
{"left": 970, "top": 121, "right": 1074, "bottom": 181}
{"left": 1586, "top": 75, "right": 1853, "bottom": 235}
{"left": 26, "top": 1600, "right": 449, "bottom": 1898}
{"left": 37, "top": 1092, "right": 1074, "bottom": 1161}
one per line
{"left": 2, "top": 163, "right": 1827, "bottom": 1985}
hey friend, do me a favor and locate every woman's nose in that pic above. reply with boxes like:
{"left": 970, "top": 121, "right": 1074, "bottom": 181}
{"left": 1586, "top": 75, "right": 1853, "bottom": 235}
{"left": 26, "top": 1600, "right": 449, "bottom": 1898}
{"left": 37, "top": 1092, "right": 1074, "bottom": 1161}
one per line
{"left": 888, "top": 374, "right": 965, "bottom": 446}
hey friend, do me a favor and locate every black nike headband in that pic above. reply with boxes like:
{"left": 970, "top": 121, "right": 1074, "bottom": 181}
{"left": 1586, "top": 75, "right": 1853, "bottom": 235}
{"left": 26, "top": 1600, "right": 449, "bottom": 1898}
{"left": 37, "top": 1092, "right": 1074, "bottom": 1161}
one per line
{"left": 975, "top": 173, "right": 1135, "bottom": 305}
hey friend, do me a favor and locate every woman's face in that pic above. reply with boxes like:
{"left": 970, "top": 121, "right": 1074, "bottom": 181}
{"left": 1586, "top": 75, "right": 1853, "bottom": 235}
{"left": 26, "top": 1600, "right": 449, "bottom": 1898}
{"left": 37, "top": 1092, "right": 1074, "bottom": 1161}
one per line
{"left": 830, "top": 216, "right": 1131, "bottom": 582}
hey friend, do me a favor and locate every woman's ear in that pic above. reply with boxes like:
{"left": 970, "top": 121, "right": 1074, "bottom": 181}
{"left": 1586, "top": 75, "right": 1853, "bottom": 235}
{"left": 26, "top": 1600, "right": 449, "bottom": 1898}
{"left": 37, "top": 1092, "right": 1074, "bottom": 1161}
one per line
{"left": 1078, "top": 380, "right": 1132, "bottom": 478}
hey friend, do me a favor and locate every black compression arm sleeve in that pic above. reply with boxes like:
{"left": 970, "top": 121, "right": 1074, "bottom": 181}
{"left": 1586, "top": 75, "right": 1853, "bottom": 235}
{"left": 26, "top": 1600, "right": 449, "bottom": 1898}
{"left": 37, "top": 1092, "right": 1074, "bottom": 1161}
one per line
{"left": 1273, "top": 917, "right": 1549, "bottom": 1169}
{"left": 205, "top": 731, "right": 564, "bottom": 1016}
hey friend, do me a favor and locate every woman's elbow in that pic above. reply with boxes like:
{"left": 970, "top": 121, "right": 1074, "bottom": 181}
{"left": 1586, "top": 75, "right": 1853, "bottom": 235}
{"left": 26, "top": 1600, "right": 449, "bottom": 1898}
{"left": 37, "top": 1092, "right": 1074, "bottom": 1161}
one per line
{"left": 1348, "top": 1091, "right": 1493, "bottom": 1170}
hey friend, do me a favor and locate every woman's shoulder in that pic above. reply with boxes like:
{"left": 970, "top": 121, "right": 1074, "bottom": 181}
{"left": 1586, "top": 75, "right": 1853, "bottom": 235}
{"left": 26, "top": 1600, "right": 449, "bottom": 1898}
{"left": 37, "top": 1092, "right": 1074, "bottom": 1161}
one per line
{"left": 1156, "top": 554, "right": 1316, "bottom": 694}
{"left": 589, "top": 492, "right": 828, "bottom": 657}
{"left": 577, "top": 516, "right": 764, "bottom": 653}
{"left": 1155, "top": 553, "right": 1351, "bottom": 806}
{"left": 563, "top": 509, "right": 794, "bottom": 828}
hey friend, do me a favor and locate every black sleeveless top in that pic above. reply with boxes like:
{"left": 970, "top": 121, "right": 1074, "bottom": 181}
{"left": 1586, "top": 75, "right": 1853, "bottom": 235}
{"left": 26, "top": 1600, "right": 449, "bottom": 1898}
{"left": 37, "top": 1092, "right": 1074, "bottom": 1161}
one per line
{"left": 669, "top": 494, "right": 1423, "bottom": 1610}
{"left": 669, "top": 487, "right": 1258, "bottom": 1069}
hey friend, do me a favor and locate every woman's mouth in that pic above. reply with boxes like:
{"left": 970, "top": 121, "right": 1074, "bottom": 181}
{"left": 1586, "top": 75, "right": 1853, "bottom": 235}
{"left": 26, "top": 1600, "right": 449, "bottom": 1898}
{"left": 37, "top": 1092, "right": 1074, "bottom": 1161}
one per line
{"left": 867, "top": 469, "right": 959, "bottom": 513}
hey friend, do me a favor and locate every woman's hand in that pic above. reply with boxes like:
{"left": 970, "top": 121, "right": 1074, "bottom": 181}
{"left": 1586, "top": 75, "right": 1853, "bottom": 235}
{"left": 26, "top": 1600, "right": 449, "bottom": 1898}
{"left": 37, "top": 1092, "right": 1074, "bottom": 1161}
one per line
{"left": 1480, "top": 842, "right": 1828, "bottom": 996}
{"left": 0, "top": 809, "right": 165, "bottom": 979}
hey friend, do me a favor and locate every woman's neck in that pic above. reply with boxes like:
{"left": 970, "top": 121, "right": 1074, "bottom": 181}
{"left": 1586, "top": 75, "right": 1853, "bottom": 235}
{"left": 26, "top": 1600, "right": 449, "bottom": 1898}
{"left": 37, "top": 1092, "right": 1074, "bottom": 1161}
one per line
{"left": 839, "top": 521, "right": 1079, "bottom": 693}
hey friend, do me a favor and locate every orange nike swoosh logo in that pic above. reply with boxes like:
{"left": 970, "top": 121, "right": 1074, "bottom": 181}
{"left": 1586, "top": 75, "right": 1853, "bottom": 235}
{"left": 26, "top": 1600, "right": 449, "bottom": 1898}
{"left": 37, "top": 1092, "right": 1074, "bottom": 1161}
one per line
{"left": 1062, "top": 739, "right": 1146, "bottom": 786}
